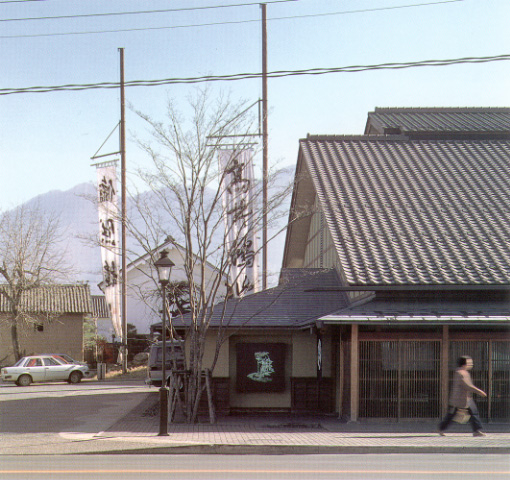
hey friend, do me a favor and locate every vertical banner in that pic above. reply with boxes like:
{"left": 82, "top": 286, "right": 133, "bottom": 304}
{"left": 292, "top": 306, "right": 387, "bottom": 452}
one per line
{"left": 219, "top": 149, "right": 259, "bottom": 297}
{"left": 96, "top": 162, "right": 122, "bottom": 338}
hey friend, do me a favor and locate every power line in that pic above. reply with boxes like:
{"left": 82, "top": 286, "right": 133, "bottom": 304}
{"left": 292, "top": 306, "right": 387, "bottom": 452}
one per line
{"left": 0, "top": 0, "right": 464, "bottom": 39}
{"left": 0, "top": 0, "right": 49, "bottom": 3}
{"left": 0, "top": 0, "right": 298, "bottom": 22}
{"left": 1, "top": 54, "right": 507, "bottom": 96}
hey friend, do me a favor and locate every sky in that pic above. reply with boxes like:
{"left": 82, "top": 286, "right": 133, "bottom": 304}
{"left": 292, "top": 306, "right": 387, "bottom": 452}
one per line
{"left": 1, "top": 0, "right": 509, "bottom": 209}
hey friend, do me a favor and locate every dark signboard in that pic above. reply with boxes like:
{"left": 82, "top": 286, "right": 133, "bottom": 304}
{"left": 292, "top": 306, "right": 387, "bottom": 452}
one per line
{"left": 236, "top": 343, "right": 286, "bottom": 393}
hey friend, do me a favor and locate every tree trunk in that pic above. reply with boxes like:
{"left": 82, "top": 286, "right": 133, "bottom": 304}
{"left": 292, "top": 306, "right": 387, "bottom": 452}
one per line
{"left": 10, "top": 317, "right": 22, "bottom": 361}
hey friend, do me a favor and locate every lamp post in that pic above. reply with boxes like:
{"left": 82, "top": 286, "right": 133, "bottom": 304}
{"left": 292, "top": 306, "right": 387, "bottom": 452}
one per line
{"left": 154, "top": 249, "right": 174, "bottom": 436}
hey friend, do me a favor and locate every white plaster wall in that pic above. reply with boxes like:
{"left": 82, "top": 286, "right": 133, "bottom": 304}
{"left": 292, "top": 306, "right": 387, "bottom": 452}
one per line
{"left": 124, "top": 247, "right": 227, "bottom": 335}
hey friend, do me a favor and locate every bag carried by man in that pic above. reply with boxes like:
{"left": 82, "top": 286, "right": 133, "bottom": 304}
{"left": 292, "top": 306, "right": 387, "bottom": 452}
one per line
{"left": 452, "top": 408, "right": 471, "bottom": 424}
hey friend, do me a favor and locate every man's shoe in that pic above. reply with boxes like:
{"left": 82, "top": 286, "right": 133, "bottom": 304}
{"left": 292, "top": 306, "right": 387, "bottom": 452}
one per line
{"left": 473, "top": 431, "right": 487, "bottom": 437}
{"left": 438, "top": 430, "right": 446, "bottom": 436}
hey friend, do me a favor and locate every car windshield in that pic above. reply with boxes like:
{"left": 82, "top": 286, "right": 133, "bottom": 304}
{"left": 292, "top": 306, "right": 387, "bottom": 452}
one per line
{"left": 151, "top": 345, "right": 184, "bottom": 368}
{"left": 52, "top": 355, "right": 74, "bottom": 364}
{"left": 13, "top": 358, "right": 27, "bottom": 367}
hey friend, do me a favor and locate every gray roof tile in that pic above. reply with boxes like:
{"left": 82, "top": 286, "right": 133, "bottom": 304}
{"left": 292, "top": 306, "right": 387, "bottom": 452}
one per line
{"left": 0, "top": 284, "right": 92, "bottom": 314}
{"left": 91, "top": 295, "right": 111, "bottom": 319}
{"left": 366, "top": 107, "right": 510, "bottom": 135}
{"left": 174, "top": 269, "right": 349, "bottom": 329}
{"left": 300, "top": 136, "right": 510, "bottom": 286}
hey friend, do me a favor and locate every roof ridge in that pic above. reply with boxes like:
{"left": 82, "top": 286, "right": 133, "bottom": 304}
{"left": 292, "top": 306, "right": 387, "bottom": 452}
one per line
{"left": 302, "top": 134, "right": 409, "bottom": 141}
{"left": 301, "top": 135, "right": 510, "bottom": 143}
{"left": 372, "top": 107, "right": 510, "bottom": 113}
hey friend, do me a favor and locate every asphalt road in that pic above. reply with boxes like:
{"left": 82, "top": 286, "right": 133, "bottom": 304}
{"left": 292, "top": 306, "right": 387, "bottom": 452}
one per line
{"left": 0, "top": 380, "right": 152, "bottom": 453}
{"left": 1, "top": 454, "right": 509, "bottom": 480}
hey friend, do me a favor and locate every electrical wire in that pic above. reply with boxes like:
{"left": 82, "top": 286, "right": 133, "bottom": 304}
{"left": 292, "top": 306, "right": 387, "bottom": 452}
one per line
{"left": 0, "top": 0, "right": 464, "bottom": 39}
{"left": 0, "top": 0, "right": 49, "bottom": 3}
{"left": 0, "top": 0, "right": 298, "bottom": 22}
{"left": 0, "top": 54, "right": 507, "bottom": 96}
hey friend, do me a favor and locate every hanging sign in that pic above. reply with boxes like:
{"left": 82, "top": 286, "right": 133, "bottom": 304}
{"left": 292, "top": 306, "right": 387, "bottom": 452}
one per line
{"left": 96, "top": 162, "right": 122, "bottom": 338}
{"left": 219, "top": 149, "right": 259, "bottom": 297}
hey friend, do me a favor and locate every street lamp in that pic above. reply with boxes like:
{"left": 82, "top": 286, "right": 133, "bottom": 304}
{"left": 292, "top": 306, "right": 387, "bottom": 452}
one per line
{"left": 154, "top": 249, "right": 174, "bottom": 436}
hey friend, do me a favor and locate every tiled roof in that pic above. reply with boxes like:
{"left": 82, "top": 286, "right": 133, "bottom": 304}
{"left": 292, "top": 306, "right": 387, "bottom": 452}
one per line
{"left": 320, "top": 296, "right": 510, "bottom": 325}
{"left": 174, "top": 269, "right": 350, "bottom": 329}
{"left": 91, "top": 295, "right": 111, "bottom": 318}
{"left": 300, "top": 136, "right": 510, "bottom": 285}
{"left": 365, "top": 107, "right": 510, "bottom": 135}
{"left": 0, "top": 284, "right": 92, "bottom": 314}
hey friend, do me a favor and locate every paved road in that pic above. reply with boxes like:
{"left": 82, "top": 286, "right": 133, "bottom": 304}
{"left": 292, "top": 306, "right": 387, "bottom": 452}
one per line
{"left": 1, "top": 454, "right": 509, "bottom": 480}
{"left": 2, "top": 379, "right": 509, "bottom": 457}
{"left": 0, "top": 380, "right": 152, "bottom": 453}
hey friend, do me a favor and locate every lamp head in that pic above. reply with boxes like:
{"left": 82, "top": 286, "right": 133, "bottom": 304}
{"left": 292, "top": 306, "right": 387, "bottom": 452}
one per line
{"left": 154, "top": 249, "right": 174, "bottom": 285}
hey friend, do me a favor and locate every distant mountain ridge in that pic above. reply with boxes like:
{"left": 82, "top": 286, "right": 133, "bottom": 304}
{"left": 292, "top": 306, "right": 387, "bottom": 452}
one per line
{"left": 20, "top": 172, "right": 292, "bottom": 294}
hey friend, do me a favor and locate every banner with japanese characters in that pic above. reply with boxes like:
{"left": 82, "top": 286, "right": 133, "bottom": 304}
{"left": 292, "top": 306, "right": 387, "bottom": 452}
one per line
{"left": 96, "top": 162, "right": 122, "bottom": 338}
{"left": 219, "top": 149, "right": 259, "bottom": 297}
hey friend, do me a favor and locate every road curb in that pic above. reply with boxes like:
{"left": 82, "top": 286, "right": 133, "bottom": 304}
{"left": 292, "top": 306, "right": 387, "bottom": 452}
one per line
{"left": 90, "top": 444, "right": 510, "bottom": 456}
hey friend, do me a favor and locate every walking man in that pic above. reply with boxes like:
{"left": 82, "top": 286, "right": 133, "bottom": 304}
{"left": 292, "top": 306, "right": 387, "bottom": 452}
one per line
{"left": 439, "top": 355, "right": 487, "bottom": 436}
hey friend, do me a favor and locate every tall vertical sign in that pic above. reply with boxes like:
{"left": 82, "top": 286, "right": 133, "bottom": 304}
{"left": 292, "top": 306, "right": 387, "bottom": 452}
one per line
{"left": 220, "top": 149, "right": 259, "bottom": 297}
{"left": 97, "top": 162, "right": 122, "bottom": 338}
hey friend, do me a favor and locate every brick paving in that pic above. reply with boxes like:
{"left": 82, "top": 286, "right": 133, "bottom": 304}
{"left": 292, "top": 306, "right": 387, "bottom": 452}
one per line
{"left": 95, "top": 393, "right": 510, "bottom": 454}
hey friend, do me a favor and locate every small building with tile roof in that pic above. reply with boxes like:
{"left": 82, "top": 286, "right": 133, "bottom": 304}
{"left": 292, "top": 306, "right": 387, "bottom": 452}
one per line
{"left": 174, "top": 268, "right": 350, "bottom": 414}
{"left": 0, "top": 284, "right": 93, "bottom": 366}
{"left": 281, "top": 107, "right": 510, "bottom": 421}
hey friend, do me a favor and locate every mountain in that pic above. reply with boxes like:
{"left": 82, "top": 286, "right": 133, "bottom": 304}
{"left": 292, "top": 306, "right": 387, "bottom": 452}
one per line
{"left": 24, "top": 182, "right": 104, "bottom": 293}
{"left": 19, "top": 170, "right": 293, "bottom": 294}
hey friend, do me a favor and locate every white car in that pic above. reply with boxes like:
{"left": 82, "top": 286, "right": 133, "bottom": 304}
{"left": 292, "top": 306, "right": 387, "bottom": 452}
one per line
{"left": 1, "top": 355, "right": 91, "bottom": 386}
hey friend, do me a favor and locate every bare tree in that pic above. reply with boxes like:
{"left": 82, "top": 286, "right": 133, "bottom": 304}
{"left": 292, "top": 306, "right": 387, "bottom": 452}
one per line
{"left": 130, "top": 88, "right": 292, "bottom": 422}
{"left": 0, "top": 205, "right": 72, "bottom": 361}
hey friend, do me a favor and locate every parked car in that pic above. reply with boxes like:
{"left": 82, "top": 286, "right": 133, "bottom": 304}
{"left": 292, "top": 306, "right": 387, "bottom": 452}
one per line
{"left": 146, "top": 341, "right": 185, "bottom": 386}
{"left": 1, "top": 355, "right": 91, "bottom": 386}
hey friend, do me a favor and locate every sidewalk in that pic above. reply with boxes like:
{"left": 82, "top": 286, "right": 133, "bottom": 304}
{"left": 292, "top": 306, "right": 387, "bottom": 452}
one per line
{"left": 89, "top": 392, "right": 510, "bottom": 455}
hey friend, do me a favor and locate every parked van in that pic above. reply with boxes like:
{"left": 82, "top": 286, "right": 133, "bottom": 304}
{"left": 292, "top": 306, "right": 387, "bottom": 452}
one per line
{"left": 146, "top": 340, "right": 185, "bottom": 386}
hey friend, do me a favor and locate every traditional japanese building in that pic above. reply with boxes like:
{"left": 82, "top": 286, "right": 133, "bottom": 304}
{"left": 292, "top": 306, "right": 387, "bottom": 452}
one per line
{"left": 173, "top": 108, "right": 510, "bottom": 421}
{"left": 282, "top": 107, "right": 510, "bottom": 421}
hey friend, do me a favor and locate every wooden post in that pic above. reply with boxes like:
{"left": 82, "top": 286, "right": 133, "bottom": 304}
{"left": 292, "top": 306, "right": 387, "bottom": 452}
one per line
{"left": 261, "top": 3, "right": 268, "bottom": 290}
{"left": 119, "top": 47, "right": 128, "bottom": 374}
{"left": 397, "top": 340, "right": 402, "bottom": 421}
{"left": 488, "top": 341, "right": 493, "bottom": 422}
{"left": 337, "top": 334, "right": 343, "bottom": 418}
{"left": 440, "top": 325, "right": 449, "bottom": 417}
{"left": 204, "top": 369, "right": 216, "bottom": 424}
{"left": 350, "top": 324, "right": 359, "bottom": 422}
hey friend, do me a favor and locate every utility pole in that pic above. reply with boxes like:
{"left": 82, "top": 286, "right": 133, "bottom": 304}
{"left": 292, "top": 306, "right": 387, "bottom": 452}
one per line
{"left": 261, "top": 3, "right": 268, "bottom": 291}
{"left": 119, "top": 48, "right": 128, "bottom": 374}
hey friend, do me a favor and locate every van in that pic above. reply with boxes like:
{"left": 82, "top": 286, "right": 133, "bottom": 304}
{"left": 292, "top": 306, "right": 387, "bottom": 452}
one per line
{"left": 146, "top": 340, "right": 185, "bottom": 386}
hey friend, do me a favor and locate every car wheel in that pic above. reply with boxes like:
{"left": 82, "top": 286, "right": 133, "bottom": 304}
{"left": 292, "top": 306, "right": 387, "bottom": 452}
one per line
{"left": 16, "top": 375, "right": 32, "bottom": 387}
{"left": 68, "top": 371, "right": 82, "bottom": 384}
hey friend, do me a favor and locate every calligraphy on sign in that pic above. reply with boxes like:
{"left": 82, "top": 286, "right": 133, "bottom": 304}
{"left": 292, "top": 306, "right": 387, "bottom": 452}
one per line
{"left": 236, "top": 343, "right": 286, "bottom": 393}
{"left": 219, "top": 149, "right": 259, "bottom": 297}
{"left": 103, "top": 260, "right": 118, "bottom": 287}
{"left": 100, "top": 218, "right": 116, "bottom": 247}
{"left": 96, "top": 162, "right": 122, "bottom": 338}
{"left": 98, "top": 176, "right": 116, "bottom": 203}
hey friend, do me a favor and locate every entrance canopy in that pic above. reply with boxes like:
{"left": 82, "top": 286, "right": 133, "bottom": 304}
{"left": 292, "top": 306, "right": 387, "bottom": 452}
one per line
{"left": 318, "top": 296, "right": 510, "bottom": 327}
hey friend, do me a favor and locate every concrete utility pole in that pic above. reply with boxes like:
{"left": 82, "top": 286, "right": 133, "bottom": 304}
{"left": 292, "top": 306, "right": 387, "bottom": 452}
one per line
{"left": 119, "top": 48, "right": 128, "bottom": 374}
{"left": 261, "top": 3, "right": 268, "bottom": 291}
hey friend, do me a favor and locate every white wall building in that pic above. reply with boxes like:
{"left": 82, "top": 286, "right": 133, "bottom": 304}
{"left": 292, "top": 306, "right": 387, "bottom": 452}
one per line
{"left": 99, "top": 240, "right": 228, "bottom": 337}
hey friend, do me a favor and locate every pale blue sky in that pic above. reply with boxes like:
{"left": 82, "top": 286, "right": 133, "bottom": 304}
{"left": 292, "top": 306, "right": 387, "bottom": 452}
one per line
{"left": 1, "top": 0, "right": 509, "bottom": 208}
